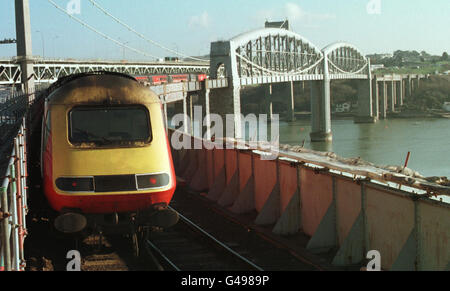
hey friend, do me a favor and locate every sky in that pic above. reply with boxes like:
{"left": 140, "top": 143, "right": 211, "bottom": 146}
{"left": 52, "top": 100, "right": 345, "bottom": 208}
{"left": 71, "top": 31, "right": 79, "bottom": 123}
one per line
{"left": 0, "top": 0, "right": 449, "bottom": 61}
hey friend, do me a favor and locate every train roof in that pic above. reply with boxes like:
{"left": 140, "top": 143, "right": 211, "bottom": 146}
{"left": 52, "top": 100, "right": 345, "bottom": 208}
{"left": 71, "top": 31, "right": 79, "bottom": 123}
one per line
{"left": 46, "top": 71, "right": 161, "bottom": 105}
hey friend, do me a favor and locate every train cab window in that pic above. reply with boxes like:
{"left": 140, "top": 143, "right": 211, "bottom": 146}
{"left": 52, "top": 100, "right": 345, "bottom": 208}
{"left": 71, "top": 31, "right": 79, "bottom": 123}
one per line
{"left": 69, "top": 106, "right": 151, "bottom": 146}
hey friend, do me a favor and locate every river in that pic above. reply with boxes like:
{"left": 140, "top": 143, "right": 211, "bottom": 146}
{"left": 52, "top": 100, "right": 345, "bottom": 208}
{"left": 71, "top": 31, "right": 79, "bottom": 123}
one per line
{"left": 278, "top": 117, "right": 450, "bottom": 178}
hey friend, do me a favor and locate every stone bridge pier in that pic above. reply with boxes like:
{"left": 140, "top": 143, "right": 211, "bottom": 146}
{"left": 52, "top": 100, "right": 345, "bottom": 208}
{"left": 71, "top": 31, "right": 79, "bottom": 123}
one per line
{"left": 356, "top": 74, "right": 425, "bottom": 121}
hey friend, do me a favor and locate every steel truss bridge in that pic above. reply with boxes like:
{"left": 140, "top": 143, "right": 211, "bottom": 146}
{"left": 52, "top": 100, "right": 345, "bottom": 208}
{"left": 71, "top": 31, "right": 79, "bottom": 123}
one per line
{"left": 209, "top": 28, "right": 370, "bottom": 87}
{"left": 0, "top": 59, "right": 210, "bottom": 85}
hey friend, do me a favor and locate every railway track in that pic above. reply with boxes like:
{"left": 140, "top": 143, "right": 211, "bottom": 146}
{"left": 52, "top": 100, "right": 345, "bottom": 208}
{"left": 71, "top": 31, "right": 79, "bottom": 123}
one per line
{"left": 146, "top": 206, "right": 264, "bottom": 271}
{"left": 26, "top": 188, "right": 324, "bottom": 271}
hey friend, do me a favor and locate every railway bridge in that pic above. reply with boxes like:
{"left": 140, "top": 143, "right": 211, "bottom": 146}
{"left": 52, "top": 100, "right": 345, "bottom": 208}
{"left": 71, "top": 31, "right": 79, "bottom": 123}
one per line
{"left": 1, "top": 31, "right": 426, "bottom": 143}
{"left": 0, "top": 0, "right": 447, "bottom": 272}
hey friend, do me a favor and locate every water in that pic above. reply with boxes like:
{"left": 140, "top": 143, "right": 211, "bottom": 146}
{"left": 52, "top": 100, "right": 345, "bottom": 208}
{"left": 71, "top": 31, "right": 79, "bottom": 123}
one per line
{"left": 279, "top": 117, "right": 450, "bottom": 178}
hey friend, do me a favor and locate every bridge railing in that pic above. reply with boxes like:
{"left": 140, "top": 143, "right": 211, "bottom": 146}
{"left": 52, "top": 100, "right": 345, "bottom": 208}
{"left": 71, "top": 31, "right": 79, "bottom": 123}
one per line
{"left": 0, "top": 87, "right": 44, "bottom": 271}
{"left": 169, "top": 129, "right": 450, "bottom": 271}
{"left": 1, "top": 119, "right": 28, "bottom": 271}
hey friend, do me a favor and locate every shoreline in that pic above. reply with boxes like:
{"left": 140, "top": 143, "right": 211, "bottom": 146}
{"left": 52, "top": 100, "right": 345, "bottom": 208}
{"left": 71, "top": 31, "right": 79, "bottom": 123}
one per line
{"left": 289, "top": 111, "right": 450, "bottom": 120}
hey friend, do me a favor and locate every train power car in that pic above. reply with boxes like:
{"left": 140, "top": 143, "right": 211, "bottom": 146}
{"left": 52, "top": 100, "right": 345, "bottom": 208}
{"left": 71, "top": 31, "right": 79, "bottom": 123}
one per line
{"left": 150, "top": 75, "right": 168, "bottom": 85}
{"left": 40, "top": 72, "right": 178, "bottom": 243}
{"left": 169, "top": 74, "right": 189, "bottom": 83}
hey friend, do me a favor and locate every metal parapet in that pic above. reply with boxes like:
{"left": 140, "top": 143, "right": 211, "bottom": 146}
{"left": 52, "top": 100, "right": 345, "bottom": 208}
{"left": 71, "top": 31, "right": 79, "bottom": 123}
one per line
{"left": 169, "top": 130, "right": 450, "bottom": 271}
{"left": 1, "top": 119, "right": 29, "bottom": 271}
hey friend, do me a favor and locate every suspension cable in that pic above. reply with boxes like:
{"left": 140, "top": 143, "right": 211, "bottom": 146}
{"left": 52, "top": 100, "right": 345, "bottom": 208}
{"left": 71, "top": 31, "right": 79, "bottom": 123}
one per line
{"left": 87, "top": 0, "right": 209, "bottom": 62}
{"left": 47, "top": 0, "right": 160, "bottom": 59}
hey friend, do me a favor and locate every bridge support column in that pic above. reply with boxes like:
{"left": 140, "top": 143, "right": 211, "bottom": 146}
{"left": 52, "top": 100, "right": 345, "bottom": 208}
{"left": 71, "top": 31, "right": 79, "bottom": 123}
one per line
{"left": 405, "top": 75, "right": 412, "bottom": 99}
{"left": 233, "top": 85, "right": 243, "bottom": 139}
{"left": 203, "top": 87, "right": 211, "bottom": 140}
{"left": 396, "top": 80, "right": 403, "bottom": 106}
{"left": 310, "top": 80, "right": 332, "bottom": 142}
{"left": 411, "top": 75, "right": 420, "bottom": 93}
{"left": 265, "top": 84, "right": 274, "bottom": 120}
{"left": 289, "top": 81, "right": 296, "bottom": 122}
{"left": 268, "top": 82, "right": 296, "bottom": 122}
{"left": 387, "top": 81, "right": 395, "bottom": 113}
{"left": 15, "top": 0, "right": 35, "bottom": 98}
{"left": 379, "top": 81, "right": 387, "bottom": 119}
{"left": 183, "top": 93, "right": 189, "bottom": 134}
{"left": 355, "top": 78, "right": 376, "bottom": 123}
{"left": 372, "top": 76, "right": 379, "bottom": 120}
{"left": 208, "top": 85, "right": 241, "bottom": 139}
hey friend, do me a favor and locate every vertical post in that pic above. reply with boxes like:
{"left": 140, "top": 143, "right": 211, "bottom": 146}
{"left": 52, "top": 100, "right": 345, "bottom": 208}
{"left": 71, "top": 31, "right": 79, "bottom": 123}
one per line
{"left": 405, "top": 75, "right": 412, "bottom": 99}
{"left": 15, "top": 0, "right": 35, "bottom": 97}
{"left": 310, "top": 80, "right": 332, "bottom": 142}
{"left": 14, "top": 136, "right": 24, "bottom": 270}
{"left": 233, "top": 85, "right": 242, "bottom": 139}
{"left": 265, "top": 84, "right": 273, "bottom": 120}
{"left": 310, "top": 54, "right": 332, "bottom": 142}
{"left": 355, "top": 62, "right": 375, "bottom": 123}
{"left": 372, "top": 76, "right": 379, "bottom": 120}
{"left": 289, "top": 81, "right": 296, "bottom": 122}
{"left": 387, "top": 80, "right": 395, "bottom": 113}
{"left": 189, "top": 93, "right": 194, "bottom": 136}
{"left": 379, "top": 81, "right": 387, "bottom": 119}
{"left": 9, "top": 161, "right": 20, "bottom": 271}
{"left": 1, "top": 185, "right": 11, "bottom": 271}
{"left": 182, "top": 93, "right": 188, "bottom": 134}
{"left": 396, "top": 80, "right": 403, "bottom": 106}
{"left": 204, "top": 86, "right": 211, "bottom": 140}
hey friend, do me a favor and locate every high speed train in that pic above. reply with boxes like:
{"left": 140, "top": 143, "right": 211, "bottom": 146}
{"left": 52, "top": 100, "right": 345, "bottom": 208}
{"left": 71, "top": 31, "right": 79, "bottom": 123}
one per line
{"left": 40, "top": 71, "right": 178, "bottom": 245}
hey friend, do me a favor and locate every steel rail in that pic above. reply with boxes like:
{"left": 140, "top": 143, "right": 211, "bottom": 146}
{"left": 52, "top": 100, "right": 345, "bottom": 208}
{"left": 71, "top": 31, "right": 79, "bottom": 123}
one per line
{"left": 145, "top": 239, "right": 181, "bottom": 271}
{"left": 169, "top": 206, "right": 264, "bottom": 271}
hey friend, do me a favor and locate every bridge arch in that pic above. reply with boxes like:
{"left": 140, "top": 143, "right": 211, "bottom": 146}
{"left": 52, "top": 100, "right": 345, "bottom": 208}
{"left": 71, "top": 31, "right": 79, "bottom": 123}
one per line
{"left": 322, "top": 42, "right": 370, "bottom": 77}
{"left": 210, "top": 28, "right": 325, "bottom": 83}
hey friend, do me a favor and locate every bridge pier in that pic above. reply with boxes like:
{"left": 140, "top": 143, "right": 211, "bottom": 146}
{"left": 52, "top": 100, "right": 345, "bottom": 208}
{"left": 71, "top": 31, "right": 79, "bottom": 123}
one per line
{"left": 264, "top": 84, "right": 274, "bottom": 120}
{"left": 405, "top": 75, "right": 412, "bottom": 99}
{"left": 396, "top": 80, "right": 404, "bottom": 106}
{"left": 232, "top": 86, "right": 243, "bottom": 139}
{"left": 267, "top": 82, "right": 296, "bottom": 122}
{"left": 15, "top": 0, "right": 35, "bottom": 98}
{"left": 387, "top": 80, "right": 395, "bottom": 113}
{"left": 411, "top": 75, "right": 420, "bottom": 92}
{"left": 310, "top": 80, "right": 332, "bottom": 142}
{"left": 355, "top": 79, "right": 376, "bottom": 123}
{"left": 203, "top": 87, "right": 211, "bottom": 140}
{"left": 207, "top": 84, "right": 240, "bottom": 139}
{"left": 288, "top": 81, "right": 296, "bottom": 122}
{"left": 372, "top": 76, "right": 380, "bottom": 120}
{"left": 379, "top": 81, "right": 387, "bottom": 119}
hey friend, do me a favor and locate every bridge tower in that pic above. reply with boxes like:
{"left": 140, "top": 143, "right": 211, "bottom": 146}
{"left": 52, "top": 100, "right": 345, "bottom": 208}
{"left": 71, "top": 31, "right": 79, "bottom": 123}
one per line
{"left": 15, "top": 0, "right": 34, "bottom": 96}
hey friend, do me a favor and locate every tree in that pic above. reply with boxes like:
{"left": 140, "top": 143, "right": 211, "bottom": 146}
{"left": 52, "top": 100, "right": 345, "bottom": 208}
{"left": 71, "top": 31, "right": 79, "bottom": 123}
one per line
{"left": 442, "top": 52, "right": 449, "bottom": 61}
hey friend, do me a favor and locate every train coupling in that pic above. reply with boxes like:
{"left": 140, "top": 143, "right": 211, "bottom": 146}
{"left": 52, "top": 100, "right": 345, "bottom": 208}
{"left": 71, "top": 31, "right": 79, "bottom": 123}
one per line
{"left": 137, "top": 204, "right": 179, "bottom": 229}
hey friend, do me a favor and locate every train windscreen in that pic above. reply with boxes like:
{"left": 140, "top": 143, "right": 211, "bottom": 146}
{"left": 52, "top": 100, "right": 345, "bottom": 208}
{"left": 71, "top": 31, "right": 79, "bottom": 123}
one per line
{"left": 69, "top": 106, "right": 151, "bottom": 145}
